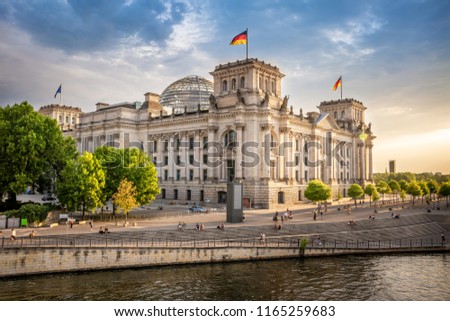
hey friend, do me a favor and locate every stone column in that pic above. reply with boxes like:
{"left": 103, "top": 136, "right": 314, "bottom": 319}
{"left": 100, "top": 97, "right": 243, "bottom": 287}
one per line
{"left": 235, "top": 125, "right": 244, "bottom": 180}
{"left": 261, "top": 126, "right": 270, "bottom": 179}
{"left": 368, "top": 143, "right": 373, "bottom": 181}
{"left": 207, "top": 127, "right": 217, "bottom": 182}
{"left": 168, "top": 135, "right": 174, "bottom": 181}
{"left": 194, "top": 131, "right": 201, "bottom": 181}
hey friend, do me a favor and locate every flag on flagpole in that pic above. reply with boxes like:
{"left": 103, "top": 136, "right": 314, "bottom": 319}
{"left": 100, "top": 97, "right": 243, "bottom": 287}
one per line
{"left": 54, "top": 84, "right": 62, "bottom": 98}
{"left": 230, "top": 30, "right": 248, "bottom": 45}
{"left": 333, "top": 76, "right": 342, "bottom": 91}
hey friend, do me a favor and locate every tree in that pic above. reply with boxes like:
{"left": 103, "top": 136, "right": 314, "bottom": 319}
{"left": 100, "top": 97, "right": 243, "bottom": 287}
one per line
{"left": 348, "top": 184, "right": 364, "bottom": 208}
{"left": 372, "top": 189, "right": 380, "bottom": 213}
{"left": 0, "top": 102, "right": 77, "bottom": 206}
{"left": 418, "top": 180, "right": 430, "bottom": 205}
{"left": 399, "top": 179, "right": 409, "bottom": 192}
{"left": 364, "top": 183, "right": 377, "bottom": 207}
{"left": 427, "top": 180, "right": 440, "bottom": 199}
{"left": 304, "top": 180, "right": 332, "bottom": 211}
{"left": 56, "top": 152, "right": 105, "bottom": 219}
{"left": 407, "top": 181, "right": 422, "bottom": 207}
{"left": 388, "top": 180, "right": 401, "bottom": 203}
{"left": 94, "top": 147, "right": 159, "bottom": 214}
{"left": 439, "top": 182, "right": 450, "bottom": 207}
{"left": 113, "top": 178, "right": 139, "bottom": 224}
{"left": 400, "top": 190, "right": 407, "bottom": 203}
{"left": 376, "top": 180, "right": 391, "bottom": 204}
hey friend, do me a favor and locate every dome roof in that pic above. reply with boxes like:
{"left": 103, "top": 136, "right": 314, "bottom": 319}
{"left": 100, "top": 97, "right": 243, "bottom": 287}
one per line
{"left": 159, "top": 75, "right": 213, "bottom": 113}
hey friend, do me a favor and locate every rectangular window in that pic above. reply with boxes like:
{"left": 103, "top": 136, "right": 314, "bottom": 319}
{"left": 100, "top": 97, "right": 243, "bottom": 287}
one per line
{"left": 203, "top": 137, "right": 208, "bottom": 149}
{"left": 189, "top": 137, "right": 194, "bottom": 150}
{"left": 164, "top": 170, "right": 168, "bottom": 181}
{"left": 176, "top": 170, "right": 180, "bottom": 181}
{"left": 164, "top": 156, "right": 168, "bottom": 166}
{"left": 295, "top": 156, "right": 299, "bottom": 166}
{"left": 173, "top": 189, "right": 178, "bottom": 200}
{"left": 186, "top": 190, "right": 191, "bottom": 201}
{"left": 200, "top": 190, "right": 204, "bottom": 202}
{"left": 203, "top": 154, "right": 208, "bottom": 165}
{"left": 176, "top": 155, "right": 181, "bottom": 165}
{"left": 295, "top": 170, "right": 299, "bottom": 181}
{"left": 189, "top": 155, "right": 194, "bottom": 165}
{"left": 161, "top": 189, "right": 166, "bottom": 199}
{"left": 304, "top": 170, "right": 308, "bottom": 181}
{"left": 164, "top": 141, "right": 169, "bottom": 152}
{"left": 203, "top": 169, "right": 207, "bottom": 181}
{"left": 295, "top": 139, "right": 299, "bottom": 151}
{"left": 189, "top": 169, "right": 194, "bottom": 181}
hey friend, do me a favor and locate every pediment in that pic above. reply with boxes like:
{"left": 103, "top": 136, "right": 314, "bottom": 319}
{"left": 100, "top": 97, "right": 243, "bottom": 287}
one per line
{"left": 315, "top": 113, "right": 340, "bottom": 130}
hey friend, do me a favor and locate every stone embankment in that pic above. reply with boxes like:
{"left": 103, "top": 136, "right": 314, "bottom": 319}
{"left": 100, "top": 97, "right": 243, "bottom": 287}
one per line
{"left": 0, "top": 213, "right": 449, "bottom": 278}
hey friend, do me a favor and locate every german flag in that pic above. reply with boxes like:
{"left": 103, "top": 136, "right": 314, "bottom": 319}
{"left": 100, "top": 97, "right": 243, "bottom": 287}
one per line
{"left": 230, "top": 30, "right": 247, "bottom": 45}
{"left": 333, "top": 76, "right": 342, "bottom": 91}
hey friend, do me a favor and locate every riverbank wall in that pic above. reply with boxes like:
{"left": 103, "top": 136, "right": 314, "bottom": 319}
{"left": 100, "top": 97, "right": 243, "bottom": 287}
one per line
{"left": 1, "top": 245, "right": 449, "bottom": 278}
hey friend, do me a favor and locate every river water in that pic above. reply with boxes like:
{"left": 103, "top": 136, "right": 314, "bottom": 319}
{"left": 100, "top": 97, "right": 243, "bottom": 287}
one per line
{"left": 1, "top": 253, "right": 449, "bottom": 301}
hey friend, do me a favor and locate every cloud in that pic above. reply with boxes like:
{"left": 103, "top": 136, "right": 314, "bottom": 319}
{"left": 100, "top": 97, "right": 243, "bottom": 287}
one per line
{"left": 2, "top": 0, "right": 187, "bottom": 53}
{"left": 322, "top": 10, "right": 385, "bottom": 60}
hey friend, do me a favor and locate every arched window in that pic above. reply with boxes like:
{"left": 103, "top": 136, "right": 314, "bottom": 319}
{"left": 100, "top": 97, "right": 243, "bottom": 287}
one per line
{"left": 231, "top": 78, "right": 236, "bottom": 90}
{"left": 224, "top": 130, "right": 237, "bottom": 147}
{"left": 240, "top": 77, "right": 245, "bottom": 88}
{"left": 334, "top": 111, "right": 338, "bottom": 119}
{"left": 278, "top": 192, "right": 284, "bottom": 204}
{"left": 223, "top": 80, "right": 228, "bottom": 91}
{"left": 341, "top": 110, "right": 345, "bottom": 118}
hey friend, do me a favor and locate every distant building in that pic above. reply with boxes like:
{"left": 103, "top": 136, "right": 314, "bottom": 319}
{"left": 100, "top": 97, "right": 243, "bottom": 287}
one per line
{"left": 38, "top": 104, "right": 82, "bottom": 132}
{"left": 71, "top": 58, "right": 376, "bottom": 208}
{"left": 389, "top": 160, "right": 396, "bottom": 174}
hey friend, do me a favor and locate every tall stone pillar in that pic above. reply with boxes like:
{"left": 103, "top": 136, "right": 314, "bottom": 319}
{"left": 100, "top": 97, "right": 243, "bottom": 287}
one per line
{"left": 168, "top": 135, "right": 174, "bottom": 181}
{"left": 368, "top": 144, "right": 373, "bottom": 181}
{"left": 207, "top": 127, "right": 218, "bottom": 182}
{"left": 235, "top": 125, "right": 244, "bottom": 180}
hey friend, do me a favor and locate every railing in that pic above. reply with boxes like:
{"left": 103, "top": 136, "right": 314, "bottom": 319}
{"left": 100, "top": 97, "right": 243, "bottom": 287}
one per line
{"left": 1, "top": 235, "right": 447, "bottom": 250}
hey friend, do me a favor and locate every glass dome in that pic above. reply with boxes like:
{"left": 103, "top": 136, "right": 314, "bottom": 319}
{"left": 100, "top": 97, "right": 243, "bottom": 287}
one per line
{"left": 159, "top": 75, "right": 213, "bottom": 113}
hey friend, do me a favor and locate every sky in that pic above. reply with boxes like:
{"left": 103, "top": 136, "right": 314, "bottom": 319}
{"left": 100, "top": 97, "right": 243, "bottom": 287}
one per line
{"left": 1, "top": 0, "right": 449, "bottom": 174}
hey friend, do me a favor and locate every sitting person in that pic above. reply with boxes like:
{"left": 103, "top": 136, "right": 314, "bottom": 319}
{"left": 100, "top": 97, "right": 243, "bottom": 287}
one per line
{"left": 29, "top": 230, "right": 36, "bottom": 238}
{"left": 99, "top": 226, "right": 105, "bottom": 234}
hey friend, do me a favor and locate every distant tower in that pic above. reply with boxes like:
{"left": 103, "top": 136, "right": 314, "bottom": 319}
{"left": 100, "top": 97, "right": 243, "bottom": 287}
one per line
{"left": 389, "top": 160, "right": 396, "bottom": 174}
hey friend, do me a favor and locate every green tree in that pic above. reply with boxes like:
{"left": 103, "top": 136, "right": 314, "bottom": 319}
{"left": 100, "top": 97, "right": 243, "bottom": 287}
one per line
{"left": 113, "top": 178, "right": 139, "bottom": 224}
{"left": 399, "top": 179, "right": 409, "bottom": 192}
{"left": 56, "top": 152, "right": 105, "bottom": 219}
{"left": 427, "top": 180, "right": 439, "bottom": 199}
{"left": 348, "top": 183, "right": 364, "bottom": 208}
{"left": 388, "top": 180, "right": 401, "bottom": 203}
{"left": 407, "top": 181, "right": 422, "bottom": 207}
{"left": 94, "top": 147, "right": 159, "bottom": 213}
{"left": 364, "top": 183, "right": 377, "bottom": 207}
{"left": 0, "top": 102, "right": 76, "bottom": 205}
{"left": 304, "top": 180, "right": 332, "bottom": 211}
{"left": 372, "top": 189, "right": 380, "bottom": 213}
{"left": 418, "top": 180, "right": 430, "bottom": 205}
{"left": 400, "top": 189, "right": 407, "bottom": 203}
{"left": 439, "top": 182, "right": 450, "bottom": 207}
{"left": 376, "top": 180, "right": 391, "bottom": 204}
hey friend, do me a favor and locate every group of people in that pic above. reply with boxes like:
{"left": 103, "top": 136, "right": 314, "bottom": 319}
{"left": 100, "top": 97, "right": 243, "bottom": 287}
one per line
{"left": 98, "top": 226, "right": 109, "bottom": 234}
{"left": 258, "top": 232, "right": 266, "bottom": 242}
{"left": 347, "top": 219, "right": 357, "bottom": 226}
{"left": 273, "top": 209, "right": 293, "bottom": 230}
{"left": 195, "top": 223, "right": 205, "bottom": 231}
{"left": 391, "top": 212, "right": 400, "bottom": 219}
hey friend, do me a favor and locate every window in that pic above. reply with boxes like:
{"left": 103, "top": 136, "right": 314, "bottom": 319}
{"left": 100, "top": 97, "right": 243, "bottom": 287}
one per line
{"left": 189, "top": 137, "right": 194, "bottom": 150}
{"left": 203, "top": 169, "right": 208, "bottom": 181}
{"left": 186, "top": 190, "right": 191, "bottom": 201}
{"left": 203, "top": 154, "right": 208, "bottom": 165}
{"left": 164, "top": 170, "right": 168, "bottom": 181}
{"left": 304, "top": 170, "right": 308, "bottom": 181}
{"left": 224, "top": 130, "right": 237, "bottom": 147}
{"left": 295, "top": 139, "right": 299, "bottom": 151}
{"left": 153, "top": 140, "right": 158, "bottom": 152}
{"left": 240, "top": 77, "right": 245, "bottom": 88}
{"left": 200, "top": 190, "right": 204, "bottom": 202}
{"left": 277, "top": 192, "right": 284, "bottom": 204}
{"left": 298, "top": 190, "right": 302, "bottom": 201}
{"left": 176, "top": 155, "right": 181, "bottom": 165}
{"left": 175, "top": 138, "right": 180, "bottom": 151}
{"left": 189, "top": 169, "right": 194, "bottom": 181}
{"left": 341, "top": 110, "right": 345, "bottom": 118}
{"left": 72, "top": 117, "right": 75, "bottom": 124}
{"left": 65, "top": 116, "right": 69, "bottom": 123}
{"left": 334, "top": 111, "right": 338, "bottom": 119}
{"left": 189, "top": 155, "right": 194, "bottom": 165}
{"left": 164, "top": 156, "right": 168, "bottom": 166}
{"left": 174, "top": 189, "right": 178, "bottom": 200}
{"left": 153, "top": 157, "right": 157, "bottom": 164}
{"left": 231, "top": 78, "right": 236, "bottom": 90}
{"left": 223, "top": 80, "right": 228, "bottom": 91}
{"left": 176, "top": 170, "right": 180, "bottom": 181}
{"left": 161, "top": 189, "right": 166, "bottom": 199}
{"left": 295, "top": 170, "right": 299, "bottom": 181}
{"left": 295, "top": 156, "right": 299, "bottom": 166}
{"left": 164, "top": 141, "right": 169, "bottom": 152}
{"left": 59, "top": 115, "right": 62, "bottom": 123}
{"left": 203, "top": 136, "right": 208, "bottom": 149}
{"left": 218, "top": 191, "right": 227, "bottom": 203}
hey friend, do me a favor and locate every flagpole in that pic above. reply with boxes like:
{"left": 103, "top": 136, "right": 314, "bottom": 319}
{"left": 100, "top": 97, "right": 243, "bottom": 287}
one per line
{"left": 340, "top": 76, "right": 343, "bottom": 100}
{"left": 60, "top": 83, "right": 63, "bottom": 106}
{"left": 246, "top": 28, "right": 248, "bottom": 60}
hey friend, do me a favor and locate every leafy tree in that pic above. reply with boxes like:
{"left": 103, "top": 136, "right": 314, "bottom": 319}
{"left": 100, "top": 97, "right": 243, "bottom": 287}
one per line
{"left": 399, "top": 179, "right": 409, "bottom": 192}
{"left": 427, "top": 180, "right": 439, "bottom": 199}
{"left": 400, "top": 189, "right": 407, "bottom": 203}
{"left": 0, "top": 102, "right": 76, "bottom": 205}
{"left": 56, "top": 152, "right": 105, "bottom": 219}
{"left": 372, "top": 189, "right": 380, "bottom": 212}
{"left": 439, "top": 182, "right": 450, "bottom": 207}
{"left": 348, "top": 183, "right": 364, "bottom": 208}
{"left": 94, "top": 147, "right": 159, "bottom": 213}
{"left": 364, "top": 183, "right": 377, "bottom": 207}
{"left": 304, "top": 180, "right": 332, "bottom": 211}
{"left": 376, "top": 180, "right": 391, "bottom": 204}
{"left": 113, "top": 178, "right": 139, "bottom": 224}
{"left": 418, "top": 180, "right": 430, "bottom": 205}
{"left": 407, "top": 181, "right": 422, "bottom": 207}
{"left": 388, "top": 180, "right": 401, "bottom": 203}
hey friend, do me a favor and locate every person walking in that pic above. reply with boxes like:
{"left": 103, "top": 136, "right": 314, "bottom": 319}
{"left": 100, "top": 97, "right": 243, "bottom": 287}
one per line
{"left": 10, "top": 228, "right": 16, "bottom": 241}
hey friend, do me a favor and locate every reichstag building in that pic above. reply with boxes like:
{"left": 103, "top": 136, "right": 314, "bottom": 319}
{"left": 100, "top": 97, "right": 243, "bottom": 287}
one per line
{"left": 53, "top": 58, "right": 375, "bottom": 209}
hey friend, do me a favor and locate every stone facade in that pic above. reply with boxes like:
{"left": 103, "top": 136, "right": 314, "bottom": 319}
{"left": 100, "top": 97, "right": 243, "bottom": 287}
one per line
{"left": 38, "top": 104, "right": 82, "bottom": 132}
{"left": 72, "top": 58, "right": 375, "bottom": 209}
